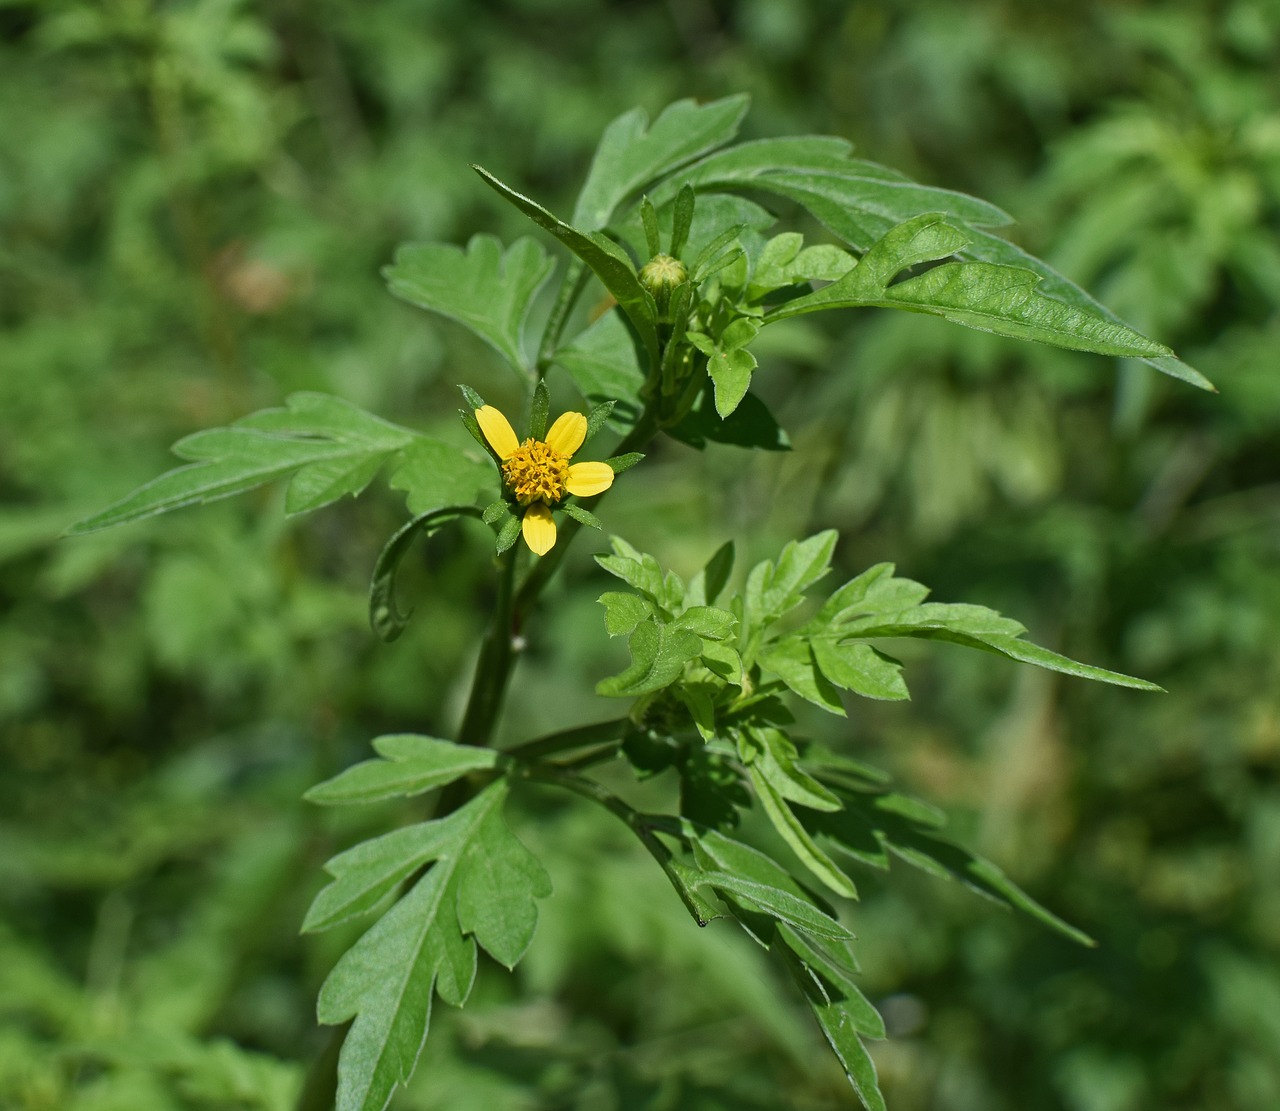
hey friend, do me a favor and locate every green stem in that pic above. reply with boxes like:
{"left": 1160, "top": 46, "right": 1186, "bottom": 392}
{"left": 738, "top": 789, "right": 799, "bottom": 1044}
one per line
{"left": 457, "top": 546, "right": 519, "bottom": 746}
{"left": 519, "top": 764, "right": 719, "bottom": 927}
{"left": 535, "top": 259, "right": 589, "bottom": 377}
{"left": 504, "top": 718, "right": 630, "bottom": 762}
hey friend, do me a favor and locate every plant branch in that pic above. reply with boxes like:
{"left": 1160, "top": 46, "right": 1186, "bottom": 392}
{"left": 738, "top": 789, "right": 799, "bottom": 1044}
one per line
{"left": 504, "top": 717, "right": 630, "bottom": 762}
{"left": 457, "top": 545, "right": 520, "bottom": 746}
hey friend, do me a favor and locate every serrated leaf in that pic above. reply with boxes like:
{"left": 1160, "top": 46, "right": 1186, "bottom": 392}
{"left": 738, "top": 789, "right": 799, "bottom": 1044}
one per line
{"left": 659, "top": 138, "right": 1205, "bottom": 387}
{"left": 304, "top": 735, "right": 498, "bottom": 806}
{"left": 387, "top": 437, "right": 494, "bottom": 517}
{"left": 738, "top": 727, "right": 842, "bottom": 812}
{"left": 838, "top": 606, "right": 1161, "bottom": 691}
{"left": 303, "top": 822, "right": 462, "bottom": 934}
{"left": 383, "top": 235, "right": 554, "bottom": 376}
{"left": 287, "top": 454, "right": 389, "bottom": 515}
{"left": 974, "top": 634, "right": 1164, "bottom": 690}
{"left": 598, "top": 591, "right": 653, "bottom": 636}
{"left": 810, "top": 563, "right": 930, "bottom": 627}
{"left": 759, "top": 638, "right": 845, "bottom": 716}
{"left": 699, "top": 869, "right": 854, "bottom": 940}
{"left": 746, "top": 531, "right": 838, "bottom": 626}
{"left": 456, "top": 805, "right": 553, "bottom": 969}
{"left": 315, "top": 783, "right": 545, "bottom": 1111}
{"left": 962, "top": 226, "right": 1214, "bottom": 390}
{"left": 596, "top": 619, "right": 703, "bottom": 697}
{"left": 595, "top": 536, "right": 683, "bottom": 608}
{"left": 572, "top": 95, "right": 750, "bottom": 231}
{"left": 811, "top": 641, "right": 909, "bottom": 702}
{"left": 839, "top": 601, "right": 1026, "bottom": 639}
{"left": 769, "top": 213, "right": 1174, "bottom": 359}
{"left": 749, "top": 767, "right": 857, "bottom": 898}
{"left": 319, "top": 859, "right": 449, "bottom": 1111}
{"left": 68, "top": 394, "right": 419, "bottom": 534}
{"left": 806, "top": 782, "right": 1094, "bottom": 946}
{"left": 473, "top": 165, "right": 659, "bottom": 370}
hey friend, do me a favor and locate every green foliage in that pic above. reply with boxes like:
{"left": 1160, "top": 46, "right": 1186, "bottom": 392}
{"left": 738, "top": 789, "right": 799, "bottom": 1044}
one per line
{"left": 12, "top": 5, "right": 1280, "bottom": 1110}
{"left": 307, "top": 774, "right": 550, "bottom": 1111}
{"left": 68, "top": 393, "right": 494, "bottom": 535}
{"left": 383, "top": 236, "right": 555, "bottom": 379}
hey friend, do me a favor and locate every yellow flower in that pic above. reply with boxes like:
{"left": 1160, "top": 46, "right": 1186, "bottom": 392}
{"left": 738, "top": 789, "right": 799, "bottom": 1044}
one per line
{"left": 475, "top": 404, "right": 614, "bottom": 556}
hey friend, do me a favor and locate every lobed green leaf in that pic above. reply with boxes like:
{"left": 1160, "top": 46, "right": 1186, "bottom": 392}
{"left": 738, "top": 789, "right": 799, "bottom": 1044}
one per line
{"left": 304, "top": 735, "right": 498, "bottom": 806}
{"left": 573, "top": 95, "right": 750, "bottom": 231}
{"left": 383, "top": 234, "right": 555, "bottom": 377}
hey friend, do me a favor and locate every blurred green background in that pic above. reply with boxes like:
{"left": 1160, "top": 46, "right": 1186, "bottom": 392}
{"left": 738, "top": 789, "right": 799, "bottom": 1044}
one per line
{"left": 4, "top": 1, "right": 1280, "bottom": 1108}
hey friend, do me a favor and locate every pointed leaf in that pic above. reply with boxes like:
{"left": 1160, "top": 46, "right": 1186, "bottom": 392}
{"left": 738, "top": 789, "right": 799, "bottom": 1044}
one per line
{"left": 595, "top": 619, "right": 703, "bottom": 697}
{"left": 303, "top": 821, "right": 462, "bottom": 934}
{"left": 68, "top": 394, "right": 419, "bottom": 534}
{"left": 473, "top": 166, "right": 659, "bottom": 370}
{"left": 749, "top": 767, "right": 857, "bottom": 898}
{"left": 699, "top": 870, "right": 854, "bottom": 940}
{"left": 811, "top": 641, "right": 909, "bottom": 702}
{"left": 304, "top": 735, "right": 498, "bottom": 806}
{"left": 572, "top": 95, "right": 750, "bottom": 230}
{"left": 383, "top": 235, "right": 554, "bottom": 376}
{"left": 456, "top": 806, "right": 553, "bottom": 969}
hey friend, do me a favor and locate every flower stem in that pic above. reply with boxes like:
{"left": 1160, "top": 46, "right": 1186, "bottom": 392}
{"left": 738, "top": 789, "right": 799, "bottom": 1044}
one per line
{"left": 457, "top": 545, "right": 519, "bottom": 747}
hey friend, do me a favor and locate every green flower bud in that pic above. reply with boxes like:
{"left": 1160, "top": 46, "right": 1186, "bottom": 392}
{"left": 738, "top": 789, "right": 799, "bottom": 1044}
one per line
{"left": 638, "top": 253, "right": 688, "bottom": 317}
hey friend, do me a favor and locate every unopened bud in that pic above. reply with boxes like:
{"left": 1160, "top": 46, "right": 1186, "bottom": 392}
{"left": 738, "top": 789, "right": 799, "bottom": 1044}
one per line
{"left": 638, "top": 253, "right": 688, "bottom": 316}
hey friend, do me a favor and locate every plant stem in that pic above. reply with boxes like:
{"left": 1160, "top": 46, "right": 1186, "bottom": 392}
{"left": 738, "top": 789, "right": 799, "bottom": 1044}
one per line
{"left": 520, "top": 763, "right": 718, "bottom": 926}
{"left": 504, "top": 717, "right": 630, "bottom": 762}
{"left": 536, "top": 259, "right": 588, "bottom": 376}
{"left": 457, "top": 545, "right": 519, "bottom": 747}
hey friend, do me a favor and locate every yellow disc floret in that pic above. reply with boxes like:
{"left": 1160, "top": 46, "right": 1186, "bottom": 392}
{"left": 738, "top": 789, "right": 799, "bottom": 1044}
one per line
{"left": 502, "top": 438, "right": 569, "bottom": 505}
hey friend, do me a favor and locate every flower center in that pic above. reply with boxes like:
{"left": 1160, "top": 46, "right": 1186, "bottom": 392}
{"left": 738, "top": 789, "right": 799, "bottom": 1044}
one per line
{"left": 502, "top": 438, "right": 569, "bottom": 505}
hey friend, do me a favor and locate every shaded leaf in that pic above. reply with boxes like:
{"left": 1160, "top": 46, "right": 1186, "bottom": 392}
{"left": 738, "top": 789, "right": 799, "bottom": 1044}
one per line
{"left": 456, "top": 805, "right": 554, "bottom": 969}
{"left": 749, "top": 767, "right": 857, "bottom": 898}
{"left": 573, "top": 95, "right": 750, "bottom": 230}
{"left": 383, "top": 235, "right": 554, "bottom": 376}
{"left": 596, "top": 619, "right": 703, "bottom": 697}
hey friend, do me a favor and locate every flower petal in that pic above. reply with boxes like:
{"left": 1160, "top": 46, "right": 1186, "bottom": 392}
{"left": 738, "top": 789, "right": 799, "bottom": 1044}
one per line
{"left": 544, "top": 411, "right": 587, "bottom": 457}
{"left": 476, "top": 406, "right": 519, "bottom": 460}
{"left": 564, "top": 461, "right": 614, "bottom": 498}
{"left": 521, "top": 502, "right": 557, "bottom": 556}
